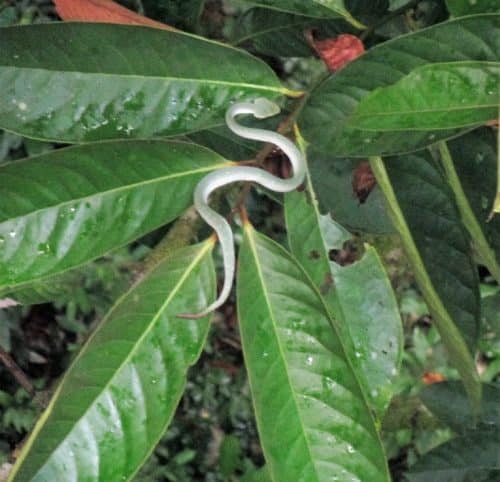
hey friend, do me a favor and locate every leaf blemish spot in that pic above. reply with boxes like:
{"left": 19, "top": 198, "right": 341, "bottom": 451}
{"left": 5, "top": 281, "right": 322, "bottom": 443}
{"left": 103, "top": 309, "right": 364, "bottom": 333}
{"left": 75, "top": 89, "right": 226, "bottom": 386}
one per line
{"left": 308, "top": 249, "right": 320, "bottom": 260}
{"left": 320, "top": 272, "right": 334, "bottom": 295}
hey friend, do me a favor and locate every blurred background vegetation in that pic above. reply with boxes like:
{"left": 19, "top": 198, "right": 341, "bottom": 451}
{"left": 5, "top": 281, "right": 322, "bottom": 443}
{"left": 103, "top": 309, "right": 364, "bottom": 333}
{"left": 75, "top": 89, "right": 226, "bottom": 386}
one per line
{"left": 0, "top": 1, "right": 498, "bottom": 481}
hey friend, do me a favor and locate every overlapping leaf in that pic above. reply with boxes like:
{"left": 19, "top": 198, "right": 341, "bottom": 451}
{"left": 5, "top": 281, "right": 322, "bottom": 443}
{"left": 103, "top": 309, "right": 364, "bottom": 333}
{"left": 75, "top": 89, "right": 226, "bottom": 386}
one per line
{"left": 237, "top": 225, "right": 390, "bottom": 482}
{"left": 299, "top": 14, "right": 499, "bottom": 156}
{"left": 0, "top": 140, "right": 228, "bottom": 290}
{"left": 143, "top": 0, "right": 207, "bottom": 31}
{"left": 351, "top": 62, "right": 499, "bottom": 131}
{"left": 0, "top": 268, "right": 83, "bottom": 305}
{"left": 370, "top": 154, "right": 481, "bottom": 409}
{"left": 445, "top": 128, "right": 500, "bottom": 282}
{"left": 420, "top": 381, "right": 500, "bottom": 433}
{"left": 305, "top": 149, "right": 394, "bottom": 233}
{"left": 382, "top": 151, "right": 481, "bottom": 350}
{"left": 247, "top": 0, "right": 364, "bottom": 27}
{"left": 446, "top": 0, "right": 500, "bottom": 17}
{"left": 0, "top": 23, "right": 291, "bottom": 143}
{"left": 285, "top": 185, "right": 402, "bottom": 419}
{"left": 187, "top": 114, "right": 281, "bottom": 159}
{"left": 8, "top": 241, "right": 215, "bottom": 481}
{"left": 406, "top": 427, "right": 500, "bottom": 482}
{"left": 232, "top": 8, "right": 345, "bottom": 57}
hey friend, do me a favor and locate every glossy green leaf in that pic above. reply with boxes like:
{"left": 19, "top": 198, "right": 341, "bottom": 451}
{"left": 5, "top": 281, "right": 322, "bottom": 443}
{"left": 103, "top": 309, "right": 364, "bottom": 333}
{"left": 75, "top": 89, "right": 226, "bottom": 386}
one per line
{"left": 0, "top": 269, "right": 83, "bottom": 305}
{"left": 300, "top": 14, "right": 500, "bottom": 157}
{"left": 306, "top": 149, "right": 394, "bottom": 233}
{"left": 232, "top": 8, "right": 345, "bottom": 57}
{"left": 247, "top": 0, "right": 364, "bottom": 27}
{"left": 0, "top": 140, "right": 228, "bottom": 291}
{"left": 406, "top": 427, "right": 500, "bottom": 482}
{"left": 237, "top": 224, "right": 390, "bottom": 482}
{"left": 0, "top": 23, "right": 292, "bottom": 143}
{"left": 8, "top": 240, "right": 215, "bottom": 481}
{"left": 351, "top": 62, "right": 499, "bottom": 131}
{"left": 369, "top": 155, "right": 481, "bottom": 411}
{"left": 383, "top": 151, "right": 480, "bottom": 350}
{"left": 285, "top": 184, "right": 402, "bottom": 419}
{"left": 445, "top": 128, "right": 500, "bottom": 282}
{"left": 420, "top": 381, "right": 500, "bottom": 433}
{"left": 446, "top": 0, "right": 500, "bottom": 17}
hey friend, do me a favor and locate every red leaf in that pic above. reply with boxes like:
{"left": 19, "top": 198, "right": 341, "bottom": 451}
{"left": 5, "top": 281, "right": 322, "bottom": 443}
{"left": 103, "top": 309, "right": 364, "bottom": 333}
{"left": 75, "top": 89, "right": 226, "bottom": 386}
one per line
{"left": 53, "top": 0, "right": 175, "bottom": 30}
{"left": 422, "top": 372, "right": 446, "bottom": 385}
{"left": 307, "top": 33, "right": 365, "bottom": 72}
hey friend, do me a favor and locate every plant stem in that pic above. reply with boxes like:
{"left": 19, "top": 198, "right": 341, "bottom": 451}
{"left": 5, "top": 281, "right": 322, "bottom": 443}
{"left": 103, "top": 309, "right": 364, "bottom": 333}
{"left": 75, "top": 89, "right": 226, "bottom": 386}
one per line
{"left": 492, "top": 122, "right": 500, "bottom": 218}
{"left": 369, "top": 155, "right": 481, "bottom": 414}
{"left": 438, "top": 141, "right": 500, "bottom": 283}
{"left": 141, "top": 206, "right": 202, "bottom": 274}
{"left": 0, "top": 345, "right": 35, "bottom": 396}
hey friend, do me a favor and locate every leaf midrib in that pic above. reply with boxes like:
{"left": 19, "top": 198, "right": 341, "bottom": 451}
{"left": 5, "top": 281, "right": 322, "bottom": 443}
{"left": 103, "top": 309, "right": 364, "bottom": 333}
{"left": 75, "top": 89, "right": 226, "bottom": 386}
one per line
{"left": 353, "top": 102, "right": 497, "bottom": 119}
{"left": 0, "top": 66, "right": 286, "bottom": 93}
{"left": 233, "top": 19, "right": 316, "bottom": 45}
{"left": 245, "top": 225, "right": 320, "bottom": 482}
{"left": 0, "top": 162, "right": 229, "bottom": 224}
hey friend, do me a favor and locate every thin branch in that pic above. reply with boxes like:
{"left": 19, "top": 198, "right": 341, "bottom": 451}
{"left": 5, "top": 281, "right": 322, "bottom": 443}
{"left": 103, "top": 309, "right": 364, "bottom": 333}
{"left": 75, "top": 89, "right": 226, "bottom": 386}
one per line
{"left": 0, "top": 345, "right": 35, "bottom": 396}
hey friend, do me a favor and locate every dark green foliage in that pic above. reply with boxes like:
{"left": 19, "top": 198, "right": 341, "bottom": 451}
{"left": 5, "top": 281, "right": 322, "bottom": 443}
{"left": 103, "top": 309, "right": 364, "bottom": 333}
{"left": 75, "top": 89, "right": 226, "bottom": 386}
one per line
{"left": 0, "top": 1, "right": 497, "bottom": 481}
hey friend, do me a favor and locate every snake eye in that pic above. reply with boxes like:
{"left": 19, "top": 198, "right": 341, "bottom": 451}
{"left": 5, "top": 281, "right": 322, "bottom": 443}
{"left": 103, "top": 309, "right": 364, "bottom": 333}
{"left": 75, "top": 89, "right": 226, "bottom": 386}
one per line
{"left": 252, "top": 98, "right": 280, "bottom": 118}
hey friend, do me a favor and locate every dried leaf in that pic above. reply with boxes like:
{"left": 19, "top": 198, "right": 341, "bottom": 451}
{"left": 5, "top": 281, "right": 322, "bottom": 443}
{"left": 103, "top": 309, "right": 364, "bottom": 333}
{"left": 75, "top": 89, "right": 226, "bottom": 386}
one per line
{"left": 53, "top": 0, "right": 175, "bottom": 30}
{"left": 308, "top": 33, "right": 364, "bottom": 71}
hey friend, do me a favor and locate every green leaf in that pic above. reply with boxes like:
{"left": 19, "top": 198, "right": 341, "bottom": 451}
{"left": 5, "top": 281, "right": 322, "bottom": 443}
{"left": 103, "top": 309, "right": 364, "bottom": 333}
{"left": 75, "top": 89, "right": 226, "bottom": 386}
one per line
{"left": 237, "top": 224, "right": 390, "bottom": 482}
{"left": 482, "top": 290, "right": 500, "bottom": 334}
{"left": 143, "top": 0, "right": 206, "bottom": 31}
{"left": 444, "top": 128, "right": 500, "bottom": 282}
{"left": 351, "top": 62, "right": 499, "bottom": 131}
{"left": 0, "top": 140, "right": 228, "bottom": 291}
{"left": 285, "top": 184, "right": 402, "bottom": 420}
{"left": 300, "top": 14, "right": 500, "bottom": 157}
{"left": 241, "top": 466, "right": 272, "bottom": 482}
{"left": 8, "top": 241, "right": 215, "bottom": 481}
{"left": 494, "top": 125, "right": 500, "bottom": 215}
{"left": 306, "top": 150, "right": 394, "bottom": 233}
{"left": 446, "top": 0, "right": 500, "bottom": 17}
{"left": 420, "top": 381, "right": 500, "bottom": 433}
{"left": 406, "top": 427, "right": 500, "bottom": 482}
{"left": 380, "top": 151, "right": 480, "bottom": 350}
{"left": 246, "top": 0, "right": 365, "bottom": 27}
{"left": 219, "top": 435, "right": 242, "bottom": 477}
{"left": 232, "top": 8, "right": 345, "bottom": 57}
{"left": 0, "top": 23, "right": 292, "bottom": 143}
{"left": 369, "top": 155, "right": 481, "bottom": 411}
{"left": 0, "top": 269, "right": 83, "bottom": 305}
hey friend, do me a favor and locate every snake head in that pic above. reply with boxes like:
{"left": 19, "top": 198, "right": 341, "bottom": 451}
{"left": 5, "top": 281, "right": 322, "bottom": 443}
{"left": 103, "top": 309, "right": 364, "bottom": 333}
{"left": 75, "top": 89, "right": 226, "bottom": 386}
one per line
{"left": 251, "top": 98, "right": 281, "bottom": 118}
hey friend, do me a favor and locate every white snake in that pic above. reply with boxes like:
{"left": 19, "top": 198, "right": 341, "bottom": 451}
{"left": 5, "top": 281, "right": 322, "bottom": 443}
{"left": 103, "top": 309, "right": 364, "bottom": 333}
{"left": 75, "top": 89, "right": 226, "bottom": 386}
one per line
{"left": 180, "top": 98, "right": 306, "bottom": 319}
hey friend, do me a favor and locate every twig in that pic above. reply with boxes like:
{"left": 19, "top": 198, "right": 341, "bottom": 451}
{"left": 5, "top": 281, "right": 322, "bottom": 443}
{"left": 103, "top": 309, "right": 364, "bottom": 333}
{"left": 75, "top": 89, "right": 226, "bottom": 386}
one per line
{"left": 141, "top": 206, "right": 202, "bottom": 275}
{"left": 0, "top": 345, "right": 35, "bottom": 396}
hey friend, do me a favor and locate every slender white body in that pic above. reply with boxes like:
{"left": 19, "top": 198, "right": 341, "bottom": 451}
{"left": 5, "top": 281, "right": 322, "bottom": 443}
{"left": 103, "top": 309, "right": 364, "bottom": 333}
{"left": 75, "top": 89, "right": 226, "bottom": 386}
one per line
{"left": 185, "top": 98, "right": 306, "bottom": 318}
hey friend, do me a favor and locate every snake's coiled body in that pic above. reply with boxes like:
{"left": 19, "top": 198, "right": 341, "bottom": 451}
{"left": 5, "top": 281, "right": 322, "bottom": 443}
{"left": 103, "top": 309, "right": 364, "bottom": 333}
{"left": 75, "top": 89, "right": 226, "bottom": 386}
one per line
{"left": 184, "top": 98, "right": 306, "bottom": 318}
